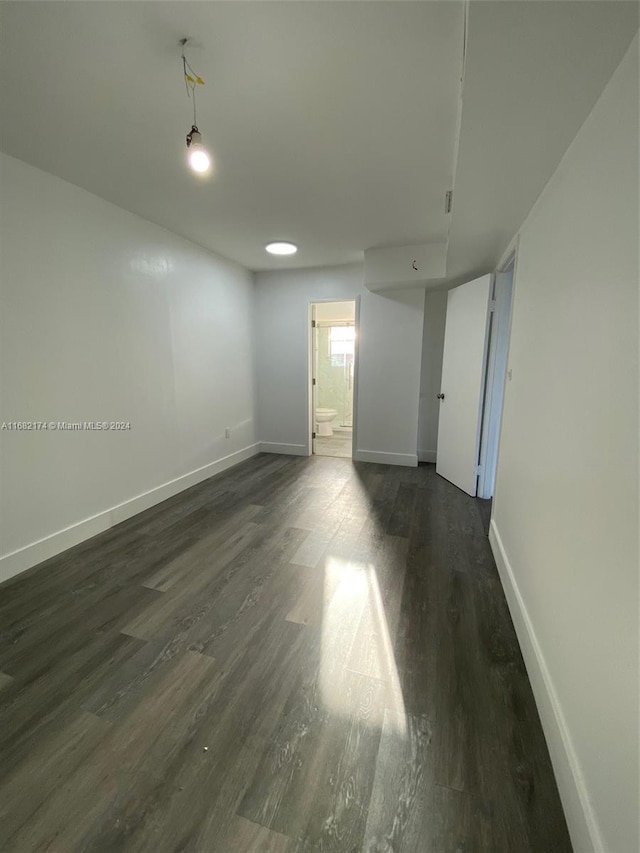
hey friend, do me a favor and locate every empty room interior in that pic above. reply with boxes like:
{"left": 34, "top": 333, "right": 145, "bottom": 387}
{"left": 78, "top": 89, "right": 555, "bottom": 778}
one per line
{"left": 0, "top": 3, "right": 638, "bottom": 852}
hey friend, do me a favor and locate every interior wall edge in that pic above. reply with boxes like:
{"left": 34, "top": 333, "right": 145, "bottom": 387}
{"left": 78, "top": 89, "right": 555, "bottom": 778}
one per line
{"left": 417, "top": 449, "right": 437, "bottom": 463}
{"left": 0, "top": 442, "right": 261, "bottom": 585}
{"left": 489, "top": 520, "right": 602, "bottom": 853}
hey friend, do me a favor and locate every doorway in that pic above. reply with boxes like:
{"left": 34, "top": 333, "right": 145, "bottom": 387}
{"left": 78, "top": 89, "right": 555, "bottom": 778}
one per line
{"left": 310, "top": 300, "right": 357, "bottom": 459}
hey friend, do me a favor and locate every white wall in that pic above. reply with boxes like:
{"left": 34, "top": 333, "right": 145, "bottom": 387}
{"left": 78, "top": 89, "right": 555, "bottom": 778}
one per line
{"left": 490, "top": 35, "right": 639, "bottom": 853}
{"left": 417, "top": 290, "right": 447, "bottom": 462}
{"left": 254, "top": 265, "right": 425, "bottom": 466}
{"left": 0, "top": 154, "right": 257, "bottom": 581}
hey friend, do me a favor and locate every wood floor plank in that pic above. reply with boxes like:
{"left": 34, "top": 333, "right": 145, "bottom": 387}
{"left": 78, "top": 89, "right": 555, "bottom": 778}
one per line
{"left": 134, "top": 525, "right": 310, "bottom": 664}
{"left": 364, "top": 708, "right": 500, "bottom": 853}
{"left": 0, "top": 671, "right": 13, "bottom": 694}
{"left": 0, "top": 455, "right": 572, "bottom": 852}
{"left": 0, "top": 583, "right": 161, "bottom": 683}
{"left": 386, "top": 482, "right": 417, "bottom": 538}
{"left": 363, "top": 709, "right": 434, "bottom": 852}
{"left": 7, "top": 650, "right": 219, "bottom": 852}
{"left": 289, "top": 672, "right": 386, "bottom": 852}
{"left": 0, "top": 710, "right": 110, "bottom": 840}
{"left": 142, "top": 503, "right": 264, "bottom": 592}
{"left": 87, "top": 621, "right": 311, "bottom": 852}
{"left": 290, "top": 526, "right": 338, "bottom": 568}
{"left": 0, "top": 630, "right": 146, "bottom": 773}
{"left": 285, "top": 566, "right": 325, "bottom": 626}
{"left": 122, "top": 520, "right": 264, "bottom": 639}
{"left": 222, "top": 816, "right": 291, "bottom": 853}
{"left": 82, "top": 634, "right": 196, "bottom": 722}
{"left": 179, "top": 627, "right": 314, "bottom": 852}
{"left": 239, "top": 668, "right": 385, "bottom": 850}
{"left": 346, "top": 536, "right": 408, "bottom": 684}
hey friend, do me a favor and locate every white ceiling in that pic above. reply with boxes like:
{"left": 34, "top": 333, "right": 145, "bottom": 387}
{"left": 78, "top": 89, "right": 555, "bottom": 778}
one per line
{"left": 0, "top": 1, "right": 464, "bottom": 271}
{"left": 0, "top": 2, "right": 637, "bottom": 280}
{"left": 447, "top": 0, "right": 639, "bottom": 284}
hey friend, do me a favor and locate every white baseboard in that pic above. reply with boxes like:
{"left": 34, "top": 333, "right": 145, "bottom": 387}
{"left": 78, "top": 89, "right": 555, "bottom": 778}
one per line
{"left": 354, "top": 449, "right": 418, "bottom": 467}
{"left": 417, "top": 449, "right": 437, "bottom": 463}
{"left": 0, "top": 443, "right": 261, "bottom": 585}
{"left": 259, "top": 442, "right": 308, "bottom": 457}
{"left": 489, "top": 520, "right": 603, "bottom": 853}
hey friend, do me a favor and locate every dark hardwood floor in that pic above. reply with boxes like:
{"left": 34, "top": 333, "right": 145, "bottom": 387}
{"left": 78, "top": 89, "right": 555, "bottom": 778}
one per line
{"left": 0, "top": 454, "right": 572, "bottom": 852}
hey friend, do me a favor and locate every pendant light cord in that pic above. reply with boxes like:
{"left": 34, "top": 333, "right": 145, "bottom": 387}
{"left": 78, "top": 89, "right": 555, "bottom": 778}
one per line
{"left": 181, "top": 46, "right": 203, "bottom": 128}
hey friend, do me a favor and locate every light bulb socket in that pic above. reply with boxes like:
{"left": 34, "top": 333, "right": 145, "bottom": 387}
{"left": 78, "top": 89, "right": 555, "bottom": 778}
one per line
{"left": 186, "top": 125, "right": 202, "bottom": 148}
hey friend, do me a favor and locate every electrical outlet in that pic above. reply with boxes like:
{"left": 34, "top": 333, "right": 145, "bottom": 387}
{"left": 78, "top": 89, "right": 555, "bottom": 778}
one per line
{"left": 224, "top": 427, "right": 231, "bottom": 439}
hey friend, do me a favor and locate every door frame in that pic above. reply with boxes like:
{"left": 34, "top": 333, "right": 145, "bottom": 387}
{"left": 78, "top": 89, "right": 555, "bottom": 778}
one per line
{"left": 307, "top": 297, "right": 360, "bottom": 458}
{"left": 477, "top": 244, "right": 518, "bottom": 499}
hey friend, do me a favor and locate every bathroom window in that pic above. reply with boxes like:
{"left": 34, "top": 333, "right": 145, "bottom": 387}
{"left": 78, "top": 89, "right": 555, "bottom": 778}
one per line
{"left": 329, "top": 326, "right": 355, "bottom": 363}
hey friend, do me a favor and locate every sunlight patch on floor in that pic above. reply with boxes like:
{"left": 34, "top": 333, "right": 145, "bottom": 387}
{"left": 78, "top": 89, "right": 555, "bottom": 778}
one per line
{"left": 319, "top": 556, "right": 406, "bottom": 736}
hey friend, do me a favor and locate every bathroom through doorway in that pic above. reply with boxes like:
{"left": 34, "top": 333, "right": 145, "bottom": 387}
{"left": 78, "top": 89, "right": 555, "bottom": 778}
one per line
{"left": 310, "top": 300, "right": 357, "bottom": 459}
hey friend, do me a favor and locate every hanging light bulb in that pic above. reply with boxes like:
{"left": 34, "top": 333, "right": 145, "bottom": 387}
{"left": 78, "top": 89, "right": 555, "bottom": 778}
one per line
{"left": 186, "top": 125, "right": 211, "bottom": 173}
{"left": 180, "top": 38, "right": 211, "bottom": 174}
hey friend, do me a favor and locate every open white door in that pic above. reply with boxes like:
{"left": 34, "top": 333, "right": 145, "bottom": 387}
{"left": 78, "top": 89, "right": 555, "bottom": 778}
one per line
{"left": 436, "top": 274, "right": 492, "bottom": 496}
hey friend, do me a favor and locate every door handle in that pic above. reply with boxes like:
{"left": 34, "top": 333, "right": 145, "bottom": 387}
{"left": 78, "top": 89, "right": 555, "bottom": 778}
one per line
{"left": 437, "top": 393, "right": 445, "bottom": 400}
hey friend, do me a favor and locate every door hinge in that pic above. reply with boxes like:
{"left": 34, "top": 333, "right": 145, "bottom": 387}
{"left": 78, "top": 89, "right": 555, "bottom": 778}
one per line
{"left": 311, "top": 320, "right": 316, "bottom": 328}
{"left": 312, "top": 378, "right": 316, "bottom": 385}
{"left": 312, "top": 431, "right": 316, "bottom": 439}
{"left": 475, "top": 464, "right": 483, "bottom": 476}
{"left": 489, "top": 300, "right": 497, "bottom": 312}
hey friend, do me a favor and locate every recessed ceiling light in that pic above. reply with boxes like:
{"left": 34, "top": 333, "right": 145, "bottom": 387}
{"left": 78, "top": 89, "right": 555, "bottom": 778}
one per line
{"left": 265, "top": 241, "right": 298, "bottom": 256}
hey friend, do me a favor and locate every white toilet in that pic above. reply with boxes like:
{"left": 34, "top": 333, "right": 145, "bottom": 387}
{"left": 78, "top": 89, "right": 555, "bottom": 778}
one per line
{"left": 315, "top": 407, "right": 338, "bottom": 437}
